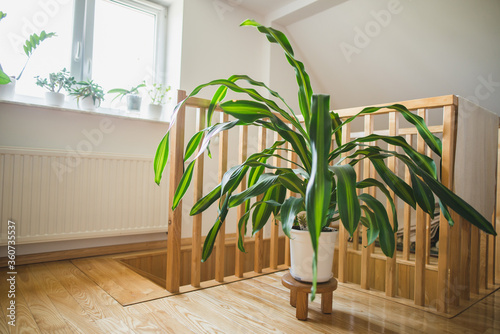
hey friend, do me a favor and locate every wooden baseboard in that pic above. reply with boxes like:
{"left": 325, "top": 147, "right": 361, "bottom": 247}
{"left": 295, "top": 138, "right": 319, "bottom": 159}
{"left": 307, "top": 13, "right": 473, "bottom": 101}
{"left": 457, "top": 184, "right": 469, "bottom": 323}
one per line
{"left": 0, "top": 240, "right": 168, "bottom": 267}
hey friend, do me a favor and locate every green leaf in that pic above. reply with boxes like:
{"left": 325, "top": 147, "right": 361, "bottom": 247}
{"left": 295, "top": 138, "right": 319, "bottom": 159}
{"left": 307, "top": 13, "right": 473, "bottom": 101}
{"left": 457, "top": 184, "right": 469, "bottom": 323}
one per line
{"left": 229, "top": 173, "right": 279, "bottom": 207}
{"left": 358, "top": 194, "right": 395, "bottom": 257}
{"left": 171, "top": 161, "right": 196, "bottom": 210}
{"left": 370, "top": 158, "right": 416, "bottom": 209}
{"left": 154, "top": 133, "right": 169, "bottom": 185}
{"left": 201, "top": 197, "right": 230, "bottom": 261}
{"left": 360, "top": 206, "right": 379, "bottom": 245}
{"left": 190, "top": 184, "right": 222, "bottom": 216}
{"left": 277, "top": 172, "right": 306, "bottom": 196}
{"left": 305, "top": 94, "right": 332, "bottom": 300}
{"left": 184, "top": 130, "right": 204, "bottom": 162}
{"left": 330, "top": 112, "right": 342, "bottom": 148}
{"left": 0, "top": 68, "right": 11, "bottom": 84}
{"left": 410, "top": 171, "right": 435, "bottom": 217}
{"left": 220, "top": 100, "right": 273, "bottom": 123}
{"left": 0, "top": 12, "right": 6, "bottom": 22}
{"left": 252, "top": 185, "right": 286, "bottom": 234}
{"left": 280, "top": 197, "right": 304, "bottom": 238}
{"left": 241, "top": 19, "right": 312, "bottom": 129}
{"left": 331, "top": 164, "right": 360, "bottom": 236}
{"left": 357, "top": 178, "right": 398, "bottom": 233}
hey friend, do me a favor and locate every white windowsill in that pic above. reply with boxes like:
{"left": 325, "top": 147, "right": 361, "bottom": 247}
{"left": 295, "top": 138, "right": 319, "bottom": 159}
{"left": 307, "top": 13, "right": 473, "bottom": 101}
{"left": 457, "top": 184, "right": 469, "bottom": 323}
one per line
{"left": 0, "top": 94, "right": 172, "bottom": 124}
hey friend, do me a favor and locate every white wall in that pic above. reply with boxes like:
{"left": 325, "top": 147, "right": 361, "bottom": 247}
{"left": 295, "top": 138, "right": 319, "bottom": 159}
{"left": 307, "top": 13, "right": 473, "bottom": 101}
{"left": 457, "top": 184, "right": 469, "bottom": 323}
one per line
{"left": 286, "top": 0, "right": 500, "bottom": 114}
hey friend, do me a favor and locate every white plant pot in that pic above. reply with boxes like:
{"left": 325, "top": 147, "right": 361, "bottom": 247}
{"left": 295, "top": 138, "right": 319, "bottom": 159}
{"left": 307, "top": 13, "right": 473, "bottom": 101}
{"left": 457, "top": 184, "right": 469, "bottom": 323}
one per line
{"left": 79, "top": 96, "right": 100, "bottom": 111}
{"left": 0, "top": 76, "right": 16, "bottom": 100}
{"left": 147, "top": 103, "right": 163, "bottom": 120}
{"left": 290, "top": 227, "right": 338, "bottom": 283}
{"left": 126, "top": 94, "right": 142, "bottom": 111}
{"left": 45, "top": 91, "right": 65, "bottom": 107}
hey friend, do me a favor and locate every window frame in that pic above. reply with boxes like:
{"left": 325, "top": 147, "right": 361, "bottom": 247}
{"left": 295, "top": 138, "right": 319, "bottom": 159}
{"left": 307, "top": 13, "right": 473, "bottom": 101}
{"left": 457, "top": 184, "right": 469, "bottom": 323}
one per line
{"left": 70, "top": 0, "right": 167, "bottom": 84}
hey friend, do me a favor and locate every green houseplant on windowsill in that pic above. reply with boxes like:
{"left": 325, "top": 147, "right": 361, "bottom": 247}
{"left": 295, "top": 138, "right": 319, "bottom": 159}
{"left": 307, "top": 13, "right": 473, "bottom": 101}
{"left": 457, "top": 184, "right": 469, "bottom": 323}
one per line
{"left": 108, "top": 82, "right": 146, "bottom": 112}
{"left": 146, "top": 83, "right": 171, "bottom": 119}
{"left": 0, "top": 12, "right": 56, "bottom": 99}
{"left": 153, "top": 20, "right": 497, "bottom": 299}
{"left": 35, "top": 68, "right": 76, "bottom": 107}
{"left": 70, "top": 80, "right": 105, "bottom": 111}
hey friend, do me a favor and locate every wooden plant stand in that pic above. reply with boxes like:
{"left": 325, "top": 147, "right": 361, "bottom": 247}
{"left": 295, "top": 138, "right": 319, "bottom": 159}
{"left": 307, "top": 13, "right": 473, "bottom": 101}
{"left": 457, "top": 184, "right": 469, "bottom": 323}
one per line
{"left": 281, "top": 272, "right": 338, "bottom": 320}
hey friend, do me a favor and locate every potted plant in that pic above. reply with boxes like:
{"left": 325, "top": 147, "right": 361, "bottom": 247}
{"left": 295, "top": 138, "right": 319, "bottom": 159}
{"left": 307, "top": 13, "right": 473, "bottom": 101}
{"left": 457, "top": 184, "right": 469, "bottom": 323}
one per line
{"left": 153, "top": 20, "right": 497, "bottom": 299}
{"left": 70, "top": 80, "right": 105, "bottom": 111}
{"left": 0, "top": 11, "right": 56, "bottom": 99}
{"left": 289, "top": 212, "right": 338, "bottom": 283}
{"left": 146, "top": 83, "right": 170, "bottom": 119}
{"left": 108, "top": 82, "right": 146, "bottom": 111}
{"left": 35, "top": 68, "right": 76, "bottom": 106}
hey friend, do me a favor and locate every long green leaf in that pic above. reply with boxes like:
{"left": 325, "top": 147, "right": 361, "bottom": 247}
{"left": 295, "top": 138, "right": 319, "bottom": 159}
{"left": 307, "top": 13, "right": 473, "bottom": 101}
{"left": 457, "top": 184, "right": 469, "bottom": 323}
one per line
{"left": 171, "top": 161, "right": 196, "bottom": 210}
{"left": 184, "top": 131, "right": 204, "bottom": 162}
{"left": 370, "top": 158, "right": 416, "bottom": 209}
{"left": 252, "top": 185, "right": 286, "bottom": 234}
{"left": 241, "top": 19, "right": 312, "bottom": 129}
{"left": 220, "top": 100, "right": 273, "bottom": 123}
{"left": 357, "top": 178, "right": 398, "bottom": 232}
{"left": 305, "top": 94, "right": 332, "bottom": 300}
{"left": 360, "top": 205, "right": 379, "bottom": 245}
{"left": 280, "top": 197, "right": 304, "bottom": 238}
{"left": 190, "top": 185, "right": 221, "bottom": 216}
{"left": 331, "top": 164, "right": 360, "bottom": 236}
{"left": 154, "top": 133, "right": 169, "bottom": 185}
{"left": 229, "top": 173, "right": 279, "bottom": 207}
{"left": 358, "top": 194, "right": 395, "bottom": 257}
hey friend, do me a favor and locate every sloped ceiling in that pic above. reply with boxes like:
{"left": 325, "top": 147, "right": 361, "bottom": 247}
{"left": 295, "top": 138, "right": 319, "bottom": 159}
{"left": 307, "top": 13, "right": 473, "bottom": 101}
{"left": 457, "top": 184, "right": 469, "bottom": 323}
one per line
{"left": 243, "top": 0, "right": 500, "bottom": 114}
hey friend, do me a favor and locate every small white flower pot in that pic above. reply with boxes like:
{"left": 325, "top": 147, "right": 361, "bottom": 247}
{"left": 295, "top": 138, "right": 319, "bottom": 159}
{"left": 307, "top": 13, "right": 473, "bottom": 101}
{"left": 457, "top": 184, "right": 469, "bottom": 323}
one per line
{"left": 45, "top": 91, "right": 65, "bottom": 107}
{"left": 0, "top": 76, "right": 16, "bottom": 100}
{"left": 126, "top": 94, "right": 142, "bottom": 111}
{"left": 147, "top": 103, "right": 163, "bottom": 120}
{"left": 79, "top": 96, "right": 100, "bottom": 111}
{"left": 289, "top": 227, "right": 338, "bottom": 283}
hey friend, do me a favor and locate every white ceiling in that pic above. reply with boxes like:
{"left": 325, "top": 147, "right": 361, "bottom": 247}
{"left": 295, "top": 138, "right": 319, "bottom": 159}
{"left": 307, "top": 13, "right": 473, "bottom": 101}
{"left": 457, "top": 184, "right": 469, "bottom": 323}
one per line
{"left": 239, "top": 0, "right": 295, "bottom": 17}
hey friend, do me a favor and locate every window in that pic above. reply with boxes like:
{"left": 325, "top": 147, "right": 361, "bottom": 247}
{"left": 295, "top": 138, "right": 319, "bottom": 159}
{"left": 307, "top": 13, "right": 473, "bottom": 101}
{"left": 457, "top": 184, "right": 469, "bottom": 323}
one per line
{"left": 0, "top": 0, "right": 167, "bottom": 105}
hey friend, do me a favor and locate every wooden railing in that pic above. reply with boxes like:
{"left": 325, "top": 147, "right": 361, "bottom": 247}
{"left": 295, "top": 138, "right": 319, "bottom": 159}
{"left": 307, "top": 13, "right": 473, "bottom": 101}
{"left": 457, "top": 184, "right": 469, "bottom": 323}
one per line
{"left": 165, "top": 91, "right": 498, "bottom": 315}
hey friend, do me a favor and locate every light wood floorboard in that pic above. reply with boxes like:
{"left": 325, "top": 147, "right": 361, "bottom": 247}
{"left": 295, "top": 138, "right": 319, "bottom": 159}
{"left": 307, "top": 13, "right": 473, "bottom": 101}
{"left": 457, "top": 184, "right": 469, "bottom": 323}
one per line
{"left": 0, "top": 260, "right": 498, "bottom": 333}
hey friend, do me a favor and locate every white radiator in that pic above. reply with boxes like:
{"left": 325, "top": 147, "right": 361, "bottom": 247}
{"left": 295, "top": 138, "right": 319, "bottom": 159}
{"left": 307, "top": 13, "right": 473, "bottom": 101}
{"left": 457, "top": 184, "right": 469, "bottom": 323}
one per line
{"left": 0, "top": 147, "right": 169, "bottom": 245}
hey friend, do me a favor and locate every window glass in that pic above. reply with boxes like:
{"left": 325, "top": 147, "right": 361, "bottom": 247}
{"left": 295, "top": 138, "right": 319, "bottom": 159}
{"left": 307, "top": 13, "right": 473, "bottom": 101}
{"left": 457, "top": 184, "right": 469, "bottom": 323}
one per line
{"left": 0, "top": 0, "right": 74, "bottom": 97}
{"left": 92, "top": 0, "right": 156, "bottom": 108}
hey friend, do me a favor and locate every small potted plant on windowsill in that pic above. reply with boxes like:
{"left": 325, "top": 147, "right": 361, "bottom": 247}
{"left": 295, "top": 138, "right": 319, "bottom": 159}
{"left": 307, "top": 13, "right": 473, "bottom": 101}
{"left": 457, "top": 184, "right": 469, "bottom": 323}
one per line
{"left": 108, "top": 82, "right": 146, "bottom": 111}
{"left": 35, "top": 68, "right": 76, "bottom": 107}
{"left": 70, "top": 80, "right": 105, "bottom": 111}
{"left": 0, "top": 11, "right": 56, "bottom": 99}
{"left": 146, "top": 83, "right": 171, "bottom": 119}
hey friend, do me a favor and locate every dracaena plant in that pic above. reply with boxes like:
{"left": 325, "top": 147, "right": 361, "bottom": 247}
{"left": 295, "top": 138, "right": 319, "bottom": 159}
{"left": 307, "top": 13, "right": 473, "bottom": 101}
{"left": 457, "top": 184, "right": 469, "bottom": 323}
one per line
{"left": 154, "top": 20, "right": 496, "bottom": 299}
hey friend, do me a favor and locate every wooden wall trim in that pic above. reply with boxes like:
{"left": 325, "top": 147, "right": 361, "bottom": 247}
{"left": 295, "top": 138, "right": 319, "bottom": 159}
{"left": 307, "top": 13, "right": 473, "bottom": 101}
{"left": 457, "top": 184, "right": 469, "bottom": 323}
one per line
{"left": 0, "top": 240, "right": 167, "bottom": 267}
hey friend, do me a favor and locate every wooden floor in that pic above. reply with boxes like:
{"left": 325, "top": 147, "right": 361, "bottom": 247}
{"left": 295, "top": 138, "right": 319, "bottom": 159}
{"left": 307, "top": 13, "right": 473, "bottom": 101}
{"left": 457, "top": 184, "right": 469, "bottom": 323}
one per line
{"left": 1, "top": 260, "right": 499, "bottom": 333}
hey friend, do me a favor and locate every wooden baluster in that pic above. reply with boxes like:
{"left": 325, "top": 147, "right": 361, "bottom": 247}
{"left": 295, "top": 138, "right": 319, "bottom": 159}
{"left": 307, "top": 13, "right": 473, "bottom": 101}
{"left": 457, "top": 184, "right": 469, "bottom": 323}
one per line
{"left": 480, "top": 232, "right": 488, "bottom": 290}
{"left": 270, "top": 132, "right": 281, "bottom": 269}
{"left": 352, "top": 160, "right": 361, "bottom": 251}
{"left": 436, "top": 104, "right": 458, "bottom": 313}
{"left": 254, "top": 127, "right": 266, "bottom": 273}
{"left": 414, "top": 108, "right": 427, "bottom": 306}
{"left": 235, "top": 125, "right": 248, "bottom": 278}
{"left": 460, "top": 215, "right": 471, "bottom": 301}
{"left": 338, "top": 122, "right": 350, "bottom": 283}
{"left": 361, "top": 115, "right": 373, "bottom": 290}
{"left": 402, "top": 135, "right": 413, "bottom": 261}
{"left": 191, "top": 108, "right": 205, "bottom": 287}
{"left": 215, "top": 112, "right": 229, "bottom": 283}
{"left": 488, "top": 211, "right": 496, "bottom": 287}
{"left": 470, "top": 225, "right": 480, "bottom": 294}
{"left": 425, "top": 146, "right": 432, "bottom": 265}
{"left": 285, "top": 133, "right": 299, "bottom": 267}
{"left": 166, "top": 90, "right": 186, "bottom": 293}
{"left": 385, "top": 111, "right": 398, "bottom": 297}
